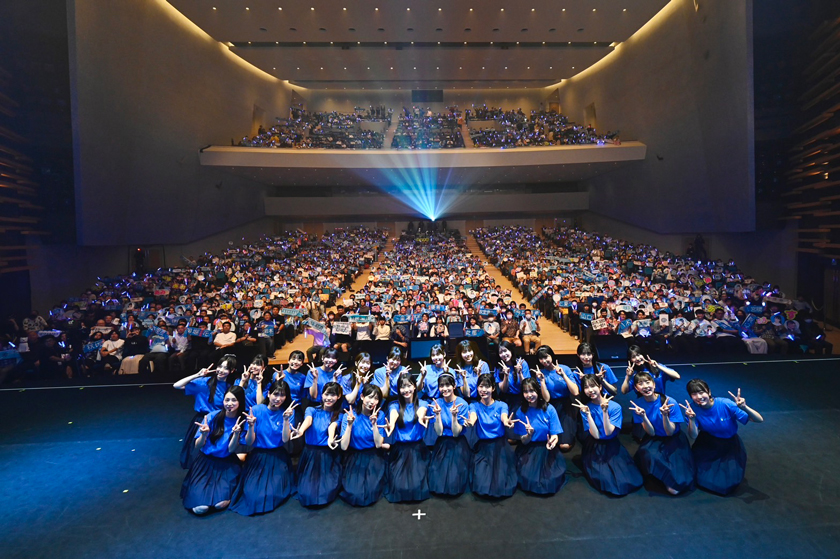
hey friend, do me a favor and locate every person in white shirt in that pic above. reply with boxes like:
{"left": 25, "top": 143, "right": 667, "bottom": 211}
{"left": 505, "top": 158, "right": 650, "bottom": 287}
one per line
{"left": 519, "top": 309, "right": 541, "bottom": 355}
{"left": 213, "top": 321, "right": 237, "bottom": 360}
{"left": 372, "top": 316, "right": 392, "bottom": 341}
{"left": 169, "top": 321, "right": 191, "bottom": 372}
{"left": 100, "top": 330, "right": 125, "bottom": 374}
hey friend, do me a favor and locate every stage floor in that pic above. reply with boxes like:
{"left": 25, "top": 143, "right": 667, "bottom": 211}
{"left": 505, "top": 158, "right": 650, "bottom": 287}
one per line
{"left": 2, "top": 357, "right": 839, "bottom": 559}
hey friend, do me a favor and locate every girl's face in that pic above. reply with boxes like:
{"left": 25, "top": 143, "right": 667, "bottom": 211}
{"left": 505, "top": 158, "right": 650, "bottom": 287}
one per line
{"left": 498, "top": 346, "right": 512, "bottom": 363}
{"left": 361, "top": 393, "right": 380, "bottom": 412}
{"left": 322, "top": 391, "right": 339, "bottom": 408}
{"left": 356, "top": 358, "right": 371, "bottom": 374}
{"left": 322, "top": 356, "right": 338, "bottom": 370}
{"left": 690, "top": 390, "right": 712, "bottom": 408}
{"left": 223, "top": 392, "right": 239, "bottom": 414}
{"left": 539, "top": 355, "right": 553, "bottom": 369}
{"left": 289, "top": 355, "right": 303, "bottom": 370}
{"left": 583, "top": 382, "right": 601, "bottom": 401}
{"left": 439, "top": 381, "right": 454, "bottom": 398}
{"left": 477, "top": 382, "right": 494, "bottom": 400}
{"left": 523, "top": 387, "right": 538, "bottom": 405}
{"left": 431, "top": 352, "right": 444, "bottom": 367}
{"left": 579, "top": 351, "right": 594, "bottom": 366}
{"left": 268, "top": 389, "right": 287, "bottom": 409}
{"left": 387, "top": 356, "right": 401, "bottom": 370}
{"left": 461, "top": 348, "right": 474, "bottom": 363}
{"left": 631, "top": 354, "right": 646, "bottom": 366}
{"left": 635, "top": 378, "right": 655, "bottom": 398}
{"left": 399, "top": 381, "right": 415, "bottom": 400}
{"left": 217, "top": 362, "right": 231, "bottom": 380}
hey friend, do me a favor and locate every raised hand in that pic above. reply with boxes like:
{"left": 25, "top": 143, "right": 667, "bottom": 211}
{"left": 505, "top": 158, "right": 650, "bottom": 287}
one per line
{"left": 420, "top": 361, "right": 428, "bottom": 377}
{"left": 626, "top": 360, "right": 634, "bottom": 378}
{"left": 443, "top": 359, "right": 451, "bottom": 372}
{"left": 534, "top": 366, "right": 546, "bottom": 383}
{"left": 288, "top": 425, "right": 303, "bottom": 440}
{"left": 198, "top": 366, "right": 215, "bottom": 377}
{"left": 283, "top": 401, "right": 299, "bottom": 419}
{"left": 231, "top": 416, "right": 246, "bottom": 434}
{"left": 253, "top": 368, "right": 263, "bottom": 384}
{"left": 596, "top": 365, "right": 606, "bottom": 382}
{"left": 196, "top": 417, "right": 210, "bottom": 434}
{"left": 345, "top": 406, "right": 356, "bottom": 424}
{"left": 574, "top": 366, "right": 585, "bottom": 378}
{"left": 308, "top": 364, "right": 319, "bottom": 381}
{"left": 728, "top": 388, "right": 746, "bottom": 408}
{"left": 523, "top": 415, "right": 534, "bottom": 435}
{"left": 679, "top": 400, "right": 696, "bottom": 419}
{"left": 241, "top": 365, "right": 250, "bottom": 382}
{"left": 327, "top": 434, "right": 339, "bottom": 450}
{"left": 600, "top": 394, "right": 613, "bottom": 413}
{"left": 369, "top": 406, "right": 381, "bottom": 426}
{"left": 244, "top": 407, "right": 257, "bottom": 427}
{"left": 498, "top": 361, "right": 509, "bottom": 379}
{"left": 429, "top": 398, "right": 443, "bottom": 416}
{"left": 659, "top": 400, "right": 674, "bottom": 417}
{"left": 629, "top": 401, "right": 647, "bottom": 417}
{"left": 571, "top": 398, "right": 591, "bottom": 416}
{"left": 449, "top": 403, "right": 462, "bottom": 418}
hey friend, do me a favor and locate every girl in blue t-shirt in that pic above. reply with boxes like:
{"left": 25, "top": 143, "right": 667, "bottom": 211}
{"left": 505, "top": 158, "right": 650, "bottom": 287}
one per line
{"left": 511, "top": 378, "right": 566, "bottom": 495}
{"left": 305, "top": 348, "right": 346, "bottom": 405}
{"left": 427, "top": 373, "right": 471, "bottom": 496}
{"left": 335, "top": 352, "right": 370, "bottom": 407}
{"left": 418, "top": 343, "right": 454, "bottom": 401}
{"left": 384, "top": 373, "right": 430, "bottom": 502}
{"left": 174, "top": 353, "right": 237, "bottom": 469}
{"left": 234, "top": 355, "right": 268, "bottom": 410}
{"left": 495, "top": 340, "right": 531, "bottom": 411}
{"left": 454, "top": 340, "right": 490, "bottom": 400}
{"left": 338, "top": 384, "right": 386, "bottom": 506}
{"left": 536, "top": 345, "right": 579, "bottom": 451}
{"left": 628, "top": 372, "right": 695, "bottom": 495}
{"left": 372, "top": 346, "right": 410, "bottom": 399}
{"left": 465, "top": 373, "right": 517, "bottom": 498}
{"left": 574, "top": 374, "right": 643, "bottom": 496}
{"left": 681, "top": 378, "right": 763, "bottom": 495}
{"left": 273, "top": 350, "right": 307, "bottom": 404}
{"left": 229, "top": 379, "right": 297, "bottom": 515}
{"left": 575, "top": 342, "right": 619, "bottom": 396}
{"left": 181, "top": 384, "right": 248, "bottom": 515}
{"left": 622, "top": 345, "right": 681, "bottom": 441}
{"left": 293, "top": 381, "right": 344, "bottom": 506}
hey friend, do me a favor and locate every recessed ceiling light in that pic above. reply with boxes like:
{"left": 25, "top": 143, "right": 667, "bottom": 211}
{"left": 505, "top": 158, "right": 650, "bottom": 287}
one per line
{"left": 212, "top": 6, "right": 216, "bottom": 10}
{"left": 593, "top": 8, "right": 596, "bottom": 11}
{"left": 504, "top": 66, "right": 507, "bottom": 69}
{"left": 407, "top": 7, "right": 410, "bottom": 11}
{"left": 245, "top": 7, "right": 249, "bottom": 10}
{"left": 275, "top": 41, "right": 278, "bottom": 44}
{"left": 549, "top": 66, "right": 552, "bottom": 69}
{"left": 311, "top": 7, "right": 314, "bottom": 10}
{"left": 273, "top": 67, "right": 276, "bottom": 70}
{"left": 296, "top": 67, "right": 299, "bottom": 69}
{"left": 414, "top": 67, "right": 416, "bottom": 69}
{"left": 303, "top": 41, "right": 306, "bottom": 44}
{"left": 469, "top": 8, "right": 473, "bottom": 11}
{"left": 343, "top": 7, "right": 346, "bottom": 10}
{"left": 278, "top": 7, "right": 282, "bottom": 10}
{"left": 390, "top": 67, "right": 393, "bottom": 69}
{"left": 500, "top": 8, "right": 504, "bottom": 11}
{"left": 438, "top": 7, "right": 442, "bottom": 11}
{"left": 320, "top": 67, "right": 323, "bottom": 69}
{"left": 375, "top": 7, "right": 379, "bottom": 10}
{"left": 482, "top": 66, "right": 485, "bottom": 69}
{"left": 527, "top": 66, "right": 530, "bottom": 69}
{"left": 562, "top": 8, "right": 566, "bottom": 12}
{"left": 436, "top": 66, "right": 439, "bottom": 69}
{"left": 624, "top": 8, "right": 627, "bottom": 11}
{"left": 367, "top": 67, "right": 370, "bottom": 69}
{"left": 344, "top": 67, "right": 346, "bottom": 69}
{"left": 531, "top": 8, "right": 535, "bottom": 11}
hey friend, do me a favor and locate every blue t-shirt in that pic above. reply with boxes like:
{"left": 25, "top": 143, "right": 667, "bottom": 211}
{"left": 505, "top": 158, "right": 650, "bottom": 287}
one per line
{"left": 627, "top": 366, "right": 668, "bottom": 395}
{"left": 387, "top": 400, "right": 427, "bottom": 443}
{"left": 278, "top": 369, "right": 307, "bottom": 403}
{"left": 693, "top": 397, "right": 749, "bottom": 438}
{"left": 304, "top": 406, "right": 341, "bottom": 447}
{"left": 469, "top": 400, "right": 509, "bottom": 440}
{"left": 459, "top": 361, "right": 490, "bottom": 399}
{"left": 372, "top": 366, "right": 402, "bottom": 397}
{"left": 580, "top": 400, "right": 622, "bottom": 440}
{"left": 545, "top": 365, "right": 580, "bottom": 400}
{"left": 304, "top": 366, "right": 337, "bottom": 403}
{"left": 184, "top": 376, "right": 229, "bottom": 413}
{"left": 580, "top": 364, "right": 618, "bottom": 389}
{"left": 422, "top": 364, "right": 461, "bottom": 400}
{"left": 495, "top": 360, "right": 531, "bottom": 395}
{"left": 631, "top": 396, "right": 683, "bottom": 437}
{"left": 234, "top": 378, "right": 263, "bottom": 410}
{"left": 512, "top": 405, "right": 562, "bottom": 442}
{"left": 250, "top": 403, "right": 295, "bottom": 449}
{"left": 340, "top": 409, "right": 386, "bottom": 450}
{"left": 336, "top": 374, "right": 358, "bottom": 401}
{"left": 196, "top": 410, "right": 246, "bottom": 458}
{"left": 426, "top": 396, "right": 469, "bottom": 437}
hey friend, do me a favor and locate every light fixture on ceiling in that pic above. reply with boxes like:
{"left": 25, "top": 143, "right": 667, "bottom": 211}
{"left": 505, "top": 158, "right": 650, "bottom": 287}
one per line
{"left": 212, "top": 6, "right": 216, "bottom": 10}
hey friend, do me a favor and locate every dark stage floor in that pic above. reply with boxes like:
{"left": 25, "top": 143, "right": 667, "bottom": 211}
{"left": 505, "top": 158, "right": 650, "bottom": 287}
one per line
{"left": 2, "top": 357, "right": 840, "bottom": 559}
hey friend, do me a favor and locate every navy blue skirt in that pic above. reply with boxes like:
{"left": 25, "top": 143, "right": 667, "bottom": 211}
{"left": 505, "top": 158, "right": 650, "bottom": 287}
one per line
{"left": 581, "top": 436, "right": 643, "bottom": 497}
{"left": 341, "top": 447, "right": 386, "bottom": 507}
{"left": 692, "top": 431, "right": 747, "bottom": 495}
{"left": 549, "top": 399, "right": 578, "bottom": 448}
{"left": 515, "top": 441, "right": 567, "bottom": 495}
{"left": 181, "top": 453, "right": 241, "bottom": 510}
{"left": 229, "top": 446, "right": 293, "bottom": 515}
{"left": 635, "top": 432, "right": 696, "bottom": 493}
{"left": 385, "top": 440, "right": 430, "bottom": 503}
{"left": 296, "top": 445, "right": 342, "bottom": 507}
{"left": 180, "top": 411, "right": 207, "bottom": 469}
{"left": 471, "top": 437, "right": 517, "bottom": 498}
{"left": 428, "top": 436, "right": 471, "bottom": 496}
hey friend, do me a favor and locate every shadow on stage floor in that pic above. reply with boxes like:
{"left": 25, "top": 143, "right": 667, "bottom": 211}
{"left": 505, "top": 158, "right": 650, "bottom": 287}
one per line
{"left": 2, "top": 357, "right": 839, "bottom": 559}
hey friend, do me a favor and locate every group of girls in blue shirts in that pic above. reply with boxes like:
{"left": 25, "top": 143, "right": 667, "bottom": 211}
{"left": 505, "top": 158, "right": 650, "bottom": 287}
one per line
{"left": 174, "top": 341, "right": 764, "bottom": 515}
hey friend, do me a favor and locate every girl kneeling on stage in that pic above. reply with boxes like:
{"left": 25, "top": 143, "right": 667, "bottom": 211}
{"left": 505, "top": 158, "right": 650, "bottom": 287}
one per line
{"left": 385, "top": 373, "right": 430, "bottom": 502}
{"left": 575, "top": 374, "right": 643, "bottom": 496}
{"left": 512, "top": 377, "right": 567, "bottom": 495}
{"left": 682, "top": 379, "right": 763, "bottom": 495}
{"left": 427, "top": 373, "right": 471, "bottom": 497}
{"left": 229, "top": 380, "right": 297, "bottom": 515}
{"left": 465, "top": 373, "right": 517, "bottom": 498}
{"left": 339, "top": 384, "right": 387, "bottom": 506}
{"left": 628, "top": 372, "right": 695, "bottom": 495}
{"left": 294, "top": 381, "right": 344, "bottom": 507}
{"left": 181, "top": 384, "right": 249, "bottom": 515}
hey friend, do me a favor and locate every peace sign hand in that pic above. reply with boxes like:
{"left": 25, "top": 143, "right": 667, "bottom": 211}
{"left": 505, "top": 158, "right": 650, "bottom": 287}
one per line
{"left": 195, "top": 417, "right": 210, "bottom": 434}
{"left": 283, "top": 401, "right": 299, "bottom": 419}
{"left": 198, "top": 366, "right": 216, "bottom": 377}
{"left": 679, "top": 400, "right": 696, "bottom": 419}
{"left": 420, "top": 361, "right": 428, "bottom": 378}
{"left": 546, "top": 436, "right": 558, "bottom": 450}
{"left": 308, "top": 364, "right": 319, "bottom": 380}
{"left": 231, "top": 416, "right": 246, "bottom": 434}
{"left": 534, "top": 366, "right": 546, "bottom": 383}
{"left": 450, "top": 403, "right": 463, "bottom": 418}
{"left": 498, "top": 361, "right": 509, "bottom": 379}
{"left": 443, "top": 359, "right": 451, "bottom": 372}
{"left": 600, "top": 394, "right": 613, "bottom": 413}
{"left": 345, "top": 406, "right": 356, "bottom": 424}
{"left": 272, "top": 367, "right": 285, "bottom": 381}
{"left": 244, "top": 408, "right": 257, "bottom": 426}
{"left": 241, "top": 365, "right": 250, "bottom": 382}
{"left": 571, "top": 399, "right": 591, "bottom": 416}
{"left": 626, "top": 360, "right": 634, "bottom": 378}
{"left": 523, "top": 415, "right": 534, "bottom": 435}
{"left": 659, "top": 400, "right": 674, "bottom": 417}
{"left": 728, "top": 388, "right": 746, "bottom": 408}
{"left": 629, "top": 401, "right": 647, "bottom": 417}
{"left": 289, "top": 425, "right": 303, "bottom": 440}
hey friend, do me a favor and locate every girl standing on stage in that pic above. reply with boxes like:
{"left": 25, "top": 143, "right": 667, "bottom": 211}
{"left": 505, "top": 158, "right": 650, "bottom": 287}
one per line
{"left": 575, "top": 342, "right": 618, "bottom": 396}
{"left": 495, "top": 340, "right": 530, "bottom": 411}
{"left": 628, "top": 372, "right": 695, "bottom": 495}
{"left": 427, "top": 373, "right": 471, "bottom": 496}
{"left": 384, "top": 373, "right": 430, "bottom": 502}
{"left": 455, "top": 339, "right": 489, "bottom": 400}
{"left": 339, "top": 384, "right": 386, "bottom": 506}
{"left": 273, "top": 350, "right": 307, "bottom": 404}
{"left": 511, "top": 377, "right": 566, "bottom": 495}
{"left": 418, "top": 343, "right": 453, "bottom": 400}
{"left": 536, "top": 345, "right": 579, "bottom": 452}
{"left": 465, "top": 373, "right": 517, "bottom": 498}
{"left": 229, "top": 380, "right": 297, "bottom": 515}
{"left": 335, "top": 352, "right": 370, "bottom": 407}
{"left": 681, "top": 379, "right": 763, "bottom": 495}
{"left": 621, "top": 344, "right": 680, "bottom": 396}
{"left": 372, "top": 346, "right": 409, "bottom": 399}
{"left": 305, "top": 348, "right": 346, "bottom": 405}
{"left": 174, "top": 353, "right": 237, "bottom": 469}
{"left": 181, "top": 384, "right": 249, "bottom": 515}
{"left": 574, "top": 374, "right": 643, "bottom": 496}
{"left": 293, "top": 381, "right": 344, "bottom": 507}
{"left": 235, "top": 355, "right": 268, "bottom": 410}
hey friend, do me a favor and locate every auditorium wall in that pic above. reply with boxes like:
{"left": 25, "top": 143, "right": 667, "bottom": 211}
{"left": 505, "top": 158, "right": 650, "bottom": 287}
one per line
{"left": 67, "top": 0, "right": 294, "bottom": 246}
{"left": 306, "top": 90, "right": 547, "bottom": 116}
{"left": 554, "top": 0, "right": 755, "bottom": 234}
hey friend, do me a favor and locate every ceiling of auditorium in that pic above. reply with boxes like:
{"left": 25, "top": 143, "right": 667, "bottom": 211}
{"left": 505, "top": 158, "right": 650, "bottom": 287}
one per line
{"left": 167, "top": 0, "right": 670, "bottom": 89}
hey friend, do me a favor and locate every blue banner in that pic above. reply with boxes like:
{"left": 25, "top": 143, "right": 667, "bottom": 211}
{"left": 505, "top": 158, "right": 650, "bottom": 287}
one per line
{"left": 185, "top": 327, "right": 212, "bottom": 338}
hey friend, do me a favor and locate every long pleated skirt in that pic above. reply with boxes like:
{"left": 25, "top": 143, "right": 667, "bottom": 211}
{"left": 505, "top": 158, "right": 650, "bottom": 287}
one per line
{"left": 692, "top": 431, "right": 747, "bottom": 495}
{"left": 581, "top": 436, "right": 643, "bottom": 496}
{"left": 229, "top": 446, "right": 293, "bottom": 515}
{"left": 427, "top": 436, "right": 471, "bottom": 496}
{"left": 515, "top": 441, "right": 567, "bottom": 495}
{"left": 470, "top": 436, "right": 517, "bottom": 498}
{"left": 385, "top": 440, "right": 430, "bottom": 503}
{"left": 296, "top": 445, "right": 342, "bottom": 507}
{"left": 340, "top": 447, "right": 387, "bottom": 506}
{"left": 181, "top": 453, "right": 241, "bottom": 510}
{"left": 635, "top": 432, "right": 696, "bottom": 493}
{"left": 549, "top": 398, "right": 578, "bottom": 448}
{"left": 180, "top": 411, "right": 208, "bottom": 469}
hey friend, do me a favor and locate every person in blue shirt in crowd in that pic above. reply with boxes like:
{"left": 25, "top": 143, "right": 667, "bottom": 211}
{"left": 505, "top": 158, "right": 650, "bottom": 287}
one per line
{"left": 181, "top": 384, "right": 249, "bottom": 515}
{"left": 495, "top": 340, "right": 530, "bottom": 411}
{"left": 681, "top": 378, "right": 763, "bottom": 495}
{"left": 230, "top": 379, "right": 296, "bottom": 515}
{"left": 173, "top": 353, "right": 237, "bottom": 469}
{"left": 465, "top": 373, "right": 517, "bottom": 498}
{"left": 426, "top": 373, "right": 471, "bottom": 497}
{"left": 574, "top": 374, "right": 643, "bottom": 496}
{"left": 305, "top": 347, "right": 346, "bottom": 405}
{"left": 339, "top": 384, "right": 386, "bottom": 506}
{"left": 511, "top": 377, "right": 566, "bottom": 495}
{"left": 292, "top": 381, "right": 344, "bottom": 507}
{"left": 628, "top": 372, "right": 695, "bottom": 495}
{"left": 384, "top": 373, "right": 430, "bottom": 502}
{"left": 454, "top": 339, "right": 489, "bottom": 400}
{"left": 536, "top": 345, "right": 579, "bottom": 452}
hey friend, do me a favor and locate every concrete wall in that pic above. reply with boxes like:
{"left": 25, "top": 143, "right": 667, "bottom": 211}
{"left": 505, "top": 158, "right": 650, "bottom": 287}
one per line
{"left": 554, "top": 0, "right": 755, "bottom": 234}
{"left": 67, "top": 0, "right": 295, "bottom": 246}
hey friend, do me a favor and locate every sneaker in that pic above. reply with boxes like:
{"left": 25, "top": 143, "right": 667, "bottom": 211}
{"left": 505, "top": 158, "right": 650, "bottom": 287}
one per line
{"left": 192, "top": 505, "right": 210, "bottom": 515}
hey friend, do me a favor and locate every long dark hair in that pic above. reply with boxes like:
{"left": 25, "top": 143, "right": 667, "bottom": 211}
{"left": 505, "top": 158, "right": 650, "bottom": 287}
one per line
{"left": 519, "top": 377, "right": 547, "bottom": 414}
{"left": 386, "top": 346, "right": 403, "bottom": 369}
{"left": 396, "top": 372, "right": 418, "bottom": 428}
{"left": 266, "top": 379, "right": 292, "bottom": 412}
{"left": 456, "top": 339, "right": 479, "bottom": 368}
{"left": 628, "top": 344, "right": 654, "bottom": 373}
{"left": 321, "top": 381, "right": 344, "bottom": 424}
{"left": 357, "top": 384, "right": 383, "bottom": 416}
{"left": 249, "top": 354, "right": 268, "bottom": 393}
{"left": 497, "top": 340, "right": 517, "bottom": 367}
{"left": 208, "top": 384, "right": 246, "bottom": 444}
{"left": 580, "top": 374, "right": 603, "bottom": 404}
{"left": 208, "top": 354, "right": 237, "bottom": 406}
{"left": 320, "top": 347, "right": 339, "bottom": 369}
{"left": 576, "top": 342, "right": 602, "bottom": 373}
{"left": 686, "top": 378, "right": 712, "bottom": 399}
{"left": 476, "top": 372, "right": 497, "bottom": 400}
{"left": 287, "top": 350, "right": 305, "bottom": 371}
